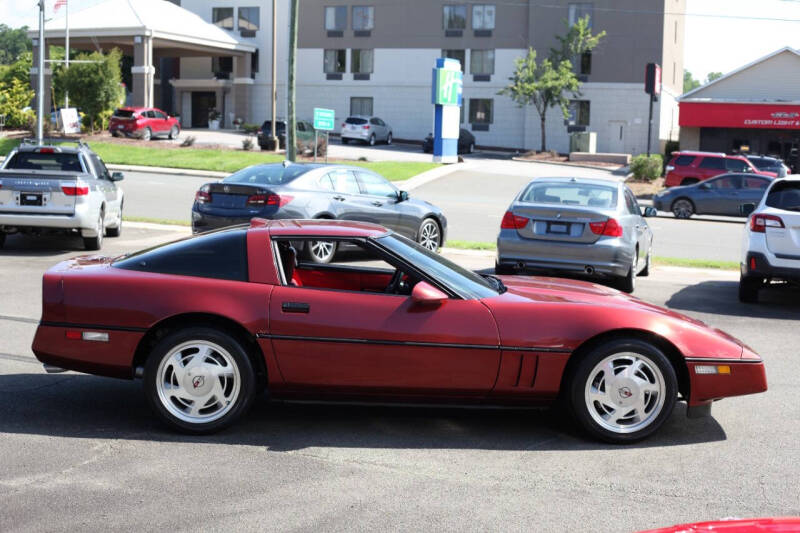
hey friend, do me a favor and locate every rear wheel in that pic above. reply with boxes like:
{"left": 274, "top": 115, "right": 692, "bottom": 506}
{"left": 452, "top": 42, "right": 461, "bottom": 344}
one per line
{"left": 616, "top": 250, "right": 637, "bottom": 293}
{"left": 341, "top": 137, "right": 349, "bottom": 144}
{"left": 83, "top": 210, "right": 104, "bottom": 250}
{"left": 169, "top": 126, "right": 179, "bottom": 140}
{"left": 418, "top": 218, "right": 441, "bottom": 252}
{"left": 305, "top": 240, "right": 337, "bottom": 263}
{"left": 738, "top": 274, "right": 762, "bottom": 303}
{"left": 468, "top": 142, "right": 475, "bottom": 154}
{"left": 671, "top": 198, "right": 694, "bottom": 219}
{"left": 144, "top": 327, "right": 256, "bottom": 434}
{"left": 141, "top": 127, "right": 152, "bottom": 141}
{"left": 386, "top": 132, "right": 393, "bottom": 145}
{"left": 0, "top": 233, "right": 5, "bottom": 249}
{"left": 568, "top": 338, "right": 677, "bottom": 443}
{"left": 368, "top": 134, "right": 376, "bottom": 146}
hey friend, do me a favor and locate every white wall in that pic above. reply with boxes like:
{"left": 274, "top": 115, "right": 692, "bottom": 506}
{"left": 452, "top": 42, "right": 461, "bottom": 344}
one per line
{"left": 687, "top": 50, "right": 800, "bottom": 102}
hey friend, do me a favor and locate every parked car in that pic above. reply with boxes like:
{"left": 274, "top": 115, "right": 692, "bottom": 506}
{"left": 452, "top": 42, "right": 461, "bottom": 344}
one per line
{"left": 0, "top": 139, "right": 124, "bottom": 250}
{"left": 640, "top": 517, "right": 800, "bottom": 533}
{"left": 746, "top": 154, "right": 789, "bottom": 177}
{"left": 664, "top": 151, "right": 776, "bottom": 187}
{"left": 340, "top": 116, "right": 392, "bottom": 146}
{"left": 653, "top": 173, "right": 773, "bottom": 218}
{"left": 109, "top": 107, "right": 180, "bottom": 141}
{"left": 422, "top": 128, "right": 476, "bottom": 154}
{"left": 31, "top": 218, "right": 767, "bottom": 441}
{"left": 496, "top": 177, "right": 656, "bottom": 293}
{"left": 738, "top": 176, "right": 800, "bottom": 303}
{"left": 191, "top": 162, "right": 446, "bottom": 261}
{"left": 256, "top": 119, "right": 315, "bottom": 150}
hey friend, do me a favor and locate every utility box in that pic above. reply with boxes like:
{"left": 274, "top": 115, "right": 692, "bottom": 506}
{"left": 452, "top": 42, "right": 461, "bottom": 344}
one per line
{"left": 570, "top": 131, "right": 597, "bottom": 153}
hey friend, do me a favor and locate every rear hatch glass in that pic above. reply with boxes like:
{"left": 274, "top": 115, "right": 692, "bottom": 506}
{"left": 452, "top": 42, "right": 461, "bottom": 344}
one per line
{"left": 113, "top": 109, "right": 136, "bottom": 118}
{"left": 345, "top": 117, "right": 368, "bottom": 125}
{"left": 765, "top": 181, "right": 800, "bottom": 256}
{"left": 4, "top": 152, "right": 83, "bottom": 172}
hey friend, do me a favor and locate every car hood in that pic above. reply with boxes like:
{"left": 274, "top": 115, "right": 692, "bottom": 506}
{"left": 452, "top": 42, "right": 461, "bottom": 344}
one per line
{"left": 483, "top": 275, "right": 748, "bottom": 358}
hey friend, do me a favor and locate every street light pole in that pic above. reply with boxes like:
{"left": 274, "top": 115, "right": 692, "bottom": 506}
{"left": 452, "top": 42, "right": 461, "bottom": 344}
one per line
{"left": 36, "top": 0, "right": 45, "bottom": 144}
{"left": 270, "top": 0, "right": 278, "bottom": 152}
{"left": 287, "top": 0, "right": 298, "bottom": 161}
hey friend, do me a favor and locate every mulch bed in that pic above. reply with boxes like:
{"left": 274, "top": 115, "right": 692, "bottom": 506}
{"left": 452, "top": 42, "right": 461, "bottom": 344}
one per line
{"left": 625, "top": 177, "right": 665, "bottom": 199}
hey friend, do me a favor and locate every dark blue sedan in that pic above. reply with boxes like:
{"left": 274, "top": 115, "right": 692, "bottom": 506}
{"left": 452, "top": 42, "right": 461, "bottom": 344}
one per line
{"left": 191, "top": 162, "right": 447, "bottom": 262}
{"left": 652, "top": 173, "right": 773, "bottom": 218}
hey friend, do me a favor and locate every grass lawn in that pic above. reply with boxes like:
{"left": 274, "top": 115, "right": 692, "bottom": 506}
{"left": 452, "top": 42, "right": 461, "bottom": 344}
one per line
{"left": 0, "top": 138, "right": 439, "bottom": 181}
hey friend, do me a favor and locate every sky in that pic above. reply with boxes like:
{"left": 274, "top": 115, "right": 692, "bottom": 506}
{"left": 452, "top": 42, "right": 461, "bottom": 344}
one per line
{"left": 2, "top": 0, "right": 800, "bottom": 83}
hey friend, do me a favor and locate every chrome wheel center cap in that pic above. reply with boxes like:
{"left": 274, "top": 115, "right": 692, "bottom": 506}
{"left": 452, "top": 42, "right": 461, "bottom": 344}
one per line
{"left": 613, "top": 379, "right": 638, "bottom": 406}
{"left": 185, "top": 370, "right": 211, "bottom": 396}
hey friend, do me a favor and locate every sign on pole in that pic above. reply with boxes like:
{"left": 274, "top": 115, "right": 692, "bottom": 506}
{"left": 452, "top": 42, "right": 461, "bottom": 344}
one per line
{"left": 313, "top": 107, "right": 335, "bottom": 131}
{"left": 430, "top": 58, "right": 463, "bottom": 164}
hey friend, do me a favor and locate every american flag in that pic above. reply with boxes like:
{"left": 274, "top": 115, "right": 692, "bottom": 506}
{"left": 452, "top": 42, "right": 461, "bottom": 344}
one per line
{"left": 54, "top": 0, "right": 67, "bottom": 12}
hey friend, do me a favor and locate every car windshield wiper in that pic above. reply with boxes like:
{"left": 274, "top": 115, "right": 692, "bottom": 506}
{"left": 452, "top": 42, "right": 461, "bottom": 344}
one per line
{"left": 482, "top": 274, "right": 507, "bottom": 294}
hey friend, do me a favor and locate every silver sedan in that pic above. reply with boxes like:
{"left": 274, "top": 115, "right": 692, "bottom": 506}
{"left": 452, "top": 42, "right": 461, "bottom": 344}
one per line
{"left": 495, "top": 177, "right": 655, "bottom": 293}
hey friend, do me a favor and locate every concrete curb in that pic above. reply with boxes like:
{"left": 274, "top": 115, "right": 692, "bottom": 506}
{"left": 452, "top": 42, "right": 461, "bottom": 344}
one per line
{"left": 511, "top": 156, "right": 629, "bottom": 177}
{"left": 107, "top": 164, "right": 228, "bottom": 179}
{"left": 398, "top": 162, "right": 470, "bottom": 191}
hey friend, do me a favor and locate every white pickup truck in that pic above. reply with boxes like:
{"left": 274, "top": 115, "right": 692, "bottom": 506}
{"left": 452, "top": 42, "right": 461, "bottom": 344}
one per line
{"left": 0, "top": 139, "right": 124, "bottom": 250}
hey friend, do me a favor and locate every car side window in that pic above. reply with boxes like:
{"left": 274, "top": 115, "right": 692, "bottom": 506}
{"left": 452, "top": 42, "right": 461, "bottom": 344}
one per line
{"left": 153, "top": 110, "right": 166, "bottom": 119}
{"left": 624, "top": 190, "right": 639, "bottom": 215}
{"left": 699, "top": 157, "right": 725, "bottom": 170}
{"left": 674, "top": 155, "right": 695, "bottom": 166}
{"left": 369, "top": 118, "right": 379, "bottom": 126}
{"left": 89, "top": 154, "right": 110, "bottom": 179}
{"left": 317, "top": 174, "right": 335, "bottom": 191}
{"left": 297, "top": 122, "right": 306, "bottom": 132}
{"left": 356, "top": 171, "right": 397, "bottom": 198}
{"left": 143, "top": 110, "right": 154, "bottom": 119}
{"left": 744, "top": 177, "right": 769, "bottom": 190}
{"left": 725, "top": 159, "right": 749, "bottom": 172}
{"left": 708, "top": 176, "right": 740, "bottom": 189}
{"left": 330, "top": 170, "right": 360, "bottom": 194}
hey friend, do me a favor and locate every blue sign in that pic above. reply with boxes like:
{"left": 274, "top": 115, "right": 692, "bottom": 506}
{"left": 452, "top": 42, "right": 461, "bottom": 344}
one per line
{"left": 431, "top": 58, "right": 463, "bottom": 164}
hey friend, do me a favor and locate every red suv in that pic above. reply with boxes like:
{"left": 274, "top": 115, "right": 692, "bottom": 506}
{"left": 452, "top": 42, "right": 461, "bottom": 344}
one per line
{"left": 664, "top": 151, "right": 776, "bottom": 187}
{"left": 109, "top": 107, "right": 181, "bottom": 141}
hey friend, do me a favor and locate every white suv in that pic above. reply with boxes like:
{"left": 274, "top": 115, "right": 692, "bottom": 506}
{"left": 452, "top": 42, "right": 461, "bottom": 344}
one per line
{"left": 739, "top": 176, "right": 800, "bottom": 302}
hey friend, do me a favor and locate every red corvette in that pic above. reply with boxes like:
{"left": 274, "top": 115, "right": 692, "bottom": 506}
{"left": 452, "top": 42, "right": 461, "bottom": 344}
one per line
{"left": 32, "top": 219, "right": 767, "bottom": 442}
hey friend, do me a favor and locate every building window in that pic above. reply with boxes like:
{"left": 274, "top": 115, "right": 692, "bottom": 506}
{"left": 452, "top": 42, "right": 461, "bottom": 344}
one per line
{"left": 442, "top": 49, "right": 465, "bottom": 71}
{"left": 568, "top": 3, "right": 593, "bottom": 27}
{"left": 351, "top": 97, "right": 373, "bottom": 116}
{"left": 251, "top": 49, "right": 259, "bottom": 76}
{"left": 238, "top": 7, "right": 259, "bottom": 32}
{"left": 569, "top": 100, "right": 590, "bottom": 126}
{"left": 212, "top": 7, "right": 233, "bottom": 29}
{"left": 470, "top": 49, "right": 494, "bottom": 76}
{"left": 212, "top": 56, "right": 233, "bottom": 79}
{"left": 469, "top": 98, "right": 493, "bottom": 125}
{"left": 443, "top": 5, "right": 467, "bottom": 30}
{"left": 324, "top": 49, "right": 346, "bottom": 73}
{"left": 472, "top": 5, "right": 495, "bottom": 29}
{"left": 351, "top": 49, "right": 374, "bottom": 74}
{"left": 579, "top": 52, "right": 591, "bottom": 75}
{"left": 325, "top": 6, "right": 347, "bottom": 31}
{"left": 353, "top": 6, "right": 374, "bottom": 30}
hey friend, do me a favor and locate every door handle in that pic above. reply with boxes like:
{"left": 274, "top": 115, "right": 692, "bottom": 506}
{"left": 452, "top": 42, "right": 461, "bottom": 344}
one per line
{"left": 333, "top": 195, "right": 345, "bottom": 201}
{"left": 282, "top": 302, "right": 310, "bottom": 313}
{"left": 372, "top": 201, "right": 383, "bottom": 207}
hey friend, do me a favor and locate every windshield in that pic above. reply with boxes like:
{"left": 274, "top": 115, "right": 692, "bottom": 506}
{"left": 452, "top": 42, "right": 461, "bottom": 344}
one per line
{"left": 376, "top": 233, "right": 499, "bottom": 299}
{"left": 766, "top": 181, "right": 800, "bottom": 212}
{"left": 261, "top": 121, "right": 286, "bottom": 132}
{"left": 223, "top": 164, "right": 314, "bottom": 186}
{"left": 520, "top": 182, "right": 618, "bottom": 208}
{"left": 4, "top": 151, "right": 83, "bottom": 172}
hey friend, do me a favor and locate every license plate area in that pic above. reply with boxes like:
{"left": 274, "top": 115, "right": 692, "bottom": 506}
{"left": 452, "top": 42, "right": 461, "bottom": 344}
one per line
{"left": 548, "top": 222, "right": 569, "bottom": 234}
{"left": 20, "top": 192, "right": 43, "bottom": 206}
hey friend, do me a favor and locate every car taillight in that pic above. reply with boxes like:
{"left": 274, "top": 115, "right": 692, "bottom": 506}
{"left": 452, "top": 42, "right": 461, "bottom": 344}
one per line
{"left": 265, "top": 194, "right": 293, "bottom": 207}
{"left": 195, "top": 185, "right": 211, "bottom": 204}
{"left": 61, "top": 185, "right": 89, "bottom": 195}
{"left": 750, "top": 213, "right": 784, "bottom": 233}
{"left": 500, "top": 211, "right": 528, "bottom": 229}
{"left": 590, "top": 218, "right": 623, "bottom": 237}
{"left": 363, "top": 125, "right": 370, "bottom": 130}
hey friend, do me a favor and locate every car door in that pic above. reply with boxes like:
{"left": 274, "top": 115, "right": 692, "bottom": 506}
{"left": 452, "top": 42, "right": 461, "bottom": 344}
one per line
{"left": 152, "top": 109, "right": 168, "bottom": 134}
{"left": 705, "top": 175, "right": 742, "bottom": 215}
{"left": 268, "top": 242, "right": 501, "bottom": 395}
{"left": 622, "top": 188, "right": 648, "bottom": 267}
{"left": 328, "top": 168, "right": 365, "bottom": 220}
{"left": 352, "top": 170, "right": 401, "bottom": 229}
{"left": 375, "top": 117, "right": 388, "bottom": 140}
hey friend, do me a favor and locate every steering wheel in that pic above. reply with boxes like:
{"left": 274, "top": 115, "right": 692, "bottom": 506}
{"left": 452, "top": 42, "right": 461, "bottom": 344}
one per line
{"left": 385, "top": 269, "right": 404, "bottom": 294}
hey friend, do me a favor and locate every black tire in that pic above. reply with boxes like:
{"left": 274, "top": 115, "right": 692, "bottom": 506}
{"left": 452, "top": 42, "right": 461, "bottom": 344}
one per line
{"left": 341, "top": 138, "right": 349, "bottom": 144}
{"left": 671, "top": 198, "right": 695, "bottom": 219}
{"left": 386, "top": 132, "right": 393, "bottom": 145}
{"left": 141, "top": 127, "right": 152, "bottom": 141}
{"left": 143, "top": 327, "right": 257, "bottom": 434}
{"left": 169, "top": 126, "right": 179, "bottom": 140}
{"left": 640, "top": 249, "right": 651, "bottom": 277}
{"left": 83, "top": 209, "right": 104, "bottom": 251}
{"left": 368, "top": 134, "right": 376, "bottom": 146}
{"left": 417, "top": 217, "right": 442, "bottom": 252}
{"left": 111, "top": 130, "right": 120, "bottom": 138}
{"left": 468, "top": 142, "right": 475, "bottom": 154}
{"left": 616, "top": 250, "right": 637, "bottom": 293}
{"left": 495, "top": 262, "right": 515, "bottom": 275}
{"left": 0, "top": 233, "right": 5, "bottom": 249}
{"left": 738, "top": 274, "right": 762, "bottom": 303}
{"left": 305, "top": 240, "right": 338, "bottom": 264}
{"left": 568, "top": 338, "right": 678, "bottom": 444}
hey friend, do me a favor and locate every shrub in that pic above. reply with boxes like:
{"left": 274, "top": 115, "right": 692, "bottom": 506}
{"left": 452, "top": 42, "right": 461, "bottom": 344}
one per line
{"left": 297, "top": 134, "right": 326, "bottom": 157}
{"left": 181, "top": 135, "right": 196, "bottom": 147}
{"left": 0, "top": 77, "right": 34, "bottom": 128}
{"left": 630, "top": 154, "right": 663, "bottom": 181}
{"left": 242, "top": 122, "right": 259, "bottom": 134}
{"left": 242, "top": 137, "right": 255, "bottom": 151}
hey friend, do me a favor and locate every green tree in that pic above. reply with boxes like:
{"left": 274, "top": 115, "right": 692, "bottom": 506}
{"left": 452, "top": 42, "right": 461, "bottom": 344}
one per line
{"left": 499, "top": 48, "right": 579, "bottom": 152}
{"left": 705, "top": 71, "right": 723, "bottom": 83}
{"left": 0, "top": 77, "right": 35, "bottom": 128}
{"left": 499, "top": 15, "right": 604, "bottom": 152}
{"left": 683, "top": 70, "right": 701, "bottom": 93}
{"left": 0, "top": 25, "right": 31, "bottom": 65}
{"left": 0, "top": 52, "right": 32, "bottom": 87}
{"left": 60, "top": 48, "right": 124, "bottom": 132}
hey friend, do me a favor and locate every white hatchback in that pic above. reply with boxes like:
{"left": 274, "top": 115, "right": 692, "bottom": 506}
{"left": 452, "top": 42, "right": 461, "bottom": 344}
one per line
{"left": 739, "top": 176, "right": 800, "bottom": 302}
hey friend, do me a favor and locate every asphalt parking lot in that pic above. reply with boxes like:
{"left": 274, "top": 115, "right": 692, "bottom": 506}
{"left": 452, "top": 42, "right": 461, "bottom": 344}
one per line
{"left": 1, "top": 225, "right": 799, "bottom": 532}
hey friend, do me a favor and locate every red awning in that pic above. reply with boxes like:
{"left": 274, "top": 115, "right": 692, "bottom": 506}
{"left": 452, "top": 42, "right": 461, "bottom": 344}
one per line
{"left": 679, "top": 102, "right": 800, "bottom": 129}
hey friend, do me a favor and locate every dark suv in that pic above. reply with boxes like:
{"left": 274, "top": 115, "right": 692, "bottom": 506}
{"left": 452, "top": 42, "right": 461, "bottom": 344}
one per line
{"left": 664, "top": 151, "right": 776, "bottom": 187}
{"left": 257, "top": 120, "right": 315, "bottom": 150}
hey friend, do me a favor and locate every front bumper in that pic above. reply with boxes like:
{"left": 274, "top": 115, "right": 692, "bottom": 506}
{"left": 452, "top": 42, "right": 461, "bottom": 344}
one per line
{"left": 497, "top": 230, "right": 632, "bottom": 278}
{"left": 686, "top": 356, "right": 767, "bottom": 414}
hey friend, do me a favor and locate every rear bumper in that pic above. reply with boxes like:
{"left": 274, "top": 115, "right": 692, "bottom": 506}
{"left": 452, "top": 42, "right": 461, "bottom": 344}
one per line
{"left": 342, "top": 131, "right": 370, "bottom": 141}
{"left": 742, "top": 251, "right": 800, "bottom": 281}
{"left": 497, "top": 230, "right": 632, "bottom": 277}
{"left": 0, "top": 204, "right": 95, "bottom": 233}
{"left": 686, "top": 358, "right": 767, "bottom": 412}
{"left": 192, "top": 210, "right": 253, "bottom": 233}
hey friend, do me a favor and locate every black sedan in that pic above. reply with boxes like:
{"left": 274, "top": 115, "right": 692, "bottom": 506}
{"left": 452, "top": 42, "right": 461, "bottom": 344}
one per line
{"left": 191, "top": 163, "right": 447, "bottom": 262}
{"left": 422, "top": 129, "right": 476, "bottom": 154}
{"left": 653, "top": 172, "right": 774, "bottom": 218}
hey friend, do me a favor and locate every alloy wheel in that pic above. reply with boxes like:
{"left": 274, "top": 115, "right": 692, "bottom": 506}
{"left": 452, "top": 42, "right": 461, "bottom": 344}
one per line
{"left": 418, "top": 219, "right": 440, "bottom": 251}
{"left": 309, "top": 240, "right": 336, "bottom": 263}
{"left": 155, "top": 340, "right": 241, "bottom": 424}
{"left": 142, "top": 127, "right": 152, "bottom": 141}
{"left": 584, "top": 352, "right": 667, "bottom": 435}
{"left": 672, "top": 199, "right": 694, "bottom": 219}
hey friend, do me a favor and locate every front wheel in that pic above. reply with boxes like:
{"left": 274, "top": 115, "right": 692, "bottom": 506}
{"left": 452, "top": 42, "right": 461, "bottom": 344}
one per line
{"left": 144, "top": 327, "right": 256, "bottom": 434}
{"left": 417, "top": 218, "right": 441, "bottom": 252}
{"left": 141, "top": 127, "right": 152, "bottom": 141}
{"left": 169, "top": 126, "right": 179, "bottom": 140}
{"left": 568, "top": 338, "right": 677, "bottom": 443}
{"left": 671, "top": 198, "right": 694, "bottom": 219}
{"left": 386, "top": 132, "right": 393, "bottom": 145}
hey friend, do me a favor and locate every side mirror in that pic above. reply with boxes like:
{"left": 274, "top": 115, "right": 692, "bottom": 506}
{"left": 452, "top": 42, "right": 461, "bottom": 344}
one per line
{"left": 397, "top": 190, "right": 409, "bottom": 202}
{"left": 699, "top": 183, "right": 710, "bottom": 190}
{"left": 740, "top": 203, "right": 756, "bottom": 216}
{"left": 642, "top": 206, "right": 657, "bottom": 217}
{"left": 110, "top": 171, "right": 124, "bottom": 181}
{"left": 411, "top": 281, "right": 447, "bottom": 306}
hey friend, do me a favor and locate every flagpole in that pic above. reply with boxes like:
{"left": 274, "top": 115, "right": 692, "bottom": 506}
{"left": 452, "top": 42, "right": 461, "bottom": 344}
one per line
{"left": 64, "top": 0, "right": 69, "bottom": 109}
